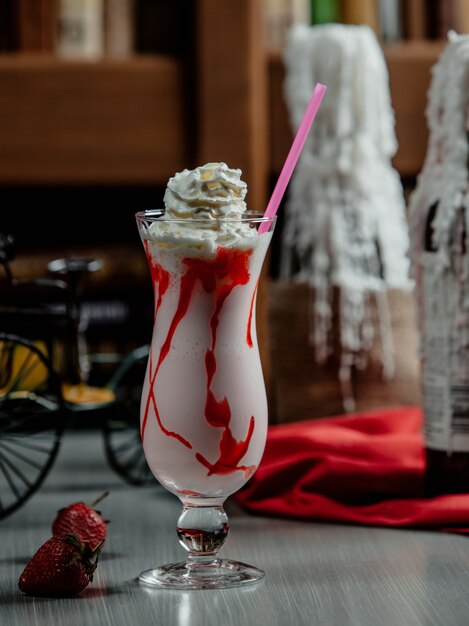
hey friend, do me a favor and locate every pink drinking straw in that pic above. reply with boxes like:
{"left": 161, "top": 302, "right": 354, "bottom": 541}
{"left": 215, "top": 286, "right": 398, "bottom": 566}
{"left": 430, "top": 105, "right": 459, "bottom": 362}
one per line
{"left": 258, "top": 82, "right": 327, "bottom": 235}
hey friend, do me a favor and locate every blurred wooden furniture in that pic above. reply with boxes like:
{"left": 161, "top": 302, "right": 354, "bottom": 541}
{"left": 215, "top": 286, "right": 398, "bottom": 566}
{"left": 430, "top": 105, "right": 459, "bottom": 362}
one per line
{"left": 0, "top": 0, "right": 271, "bottom": 380}
{"left": 0, "top": 12, "right": 444, "bottom": 205}
{"left": 0, "top": 55, "right": 187, "bottom": 185}
{"left": 197, "top": 0, "right": 267, "bottom": 215}
{"left": 0, "top": 0, "right": 267, "bottom": 213}
{"left": 385, "top": 40, "right": 443, "bottom": 177}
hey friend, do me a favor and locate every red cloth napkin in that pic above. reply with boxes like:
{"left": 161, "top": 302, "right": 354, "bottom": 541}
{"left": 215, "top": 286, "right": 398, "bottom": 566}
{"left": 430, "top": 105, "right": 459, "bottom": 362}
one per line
{"left": 234, "top": 407, "right": 469, "bottom": 533}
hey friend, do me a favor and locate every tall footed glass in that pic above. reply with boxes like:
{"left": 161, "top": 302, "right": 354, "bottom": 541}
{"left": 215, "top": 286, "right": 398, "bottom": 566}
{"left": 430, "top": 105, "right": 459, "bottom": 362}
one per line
{"left": 135, "top": 210, "right": 276, "bottom": 589}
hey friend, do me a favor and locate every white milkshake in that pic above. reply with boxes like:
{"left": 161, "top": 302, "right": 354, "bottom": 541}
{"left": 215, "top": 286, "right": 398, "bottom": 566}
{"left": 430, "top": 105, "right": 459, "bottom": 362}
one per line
{"left": 137, "top": 163, "right": 274, "bottom": 505}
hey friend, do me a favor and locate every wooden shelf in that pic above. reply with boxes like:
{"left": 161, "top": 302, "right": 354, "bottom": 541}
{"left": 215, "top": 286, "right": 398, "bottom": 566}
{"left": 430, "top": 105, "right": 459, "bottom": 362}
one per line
{"left": 268, "top": 41, "right": 445, "bottom": 179}
{"left": 0, "top": 37, "right": 442, "bottom": 187}
{"left": 385, "top": 41, "right": 444, "bottom": 177}
{"left": 0, "top": 54, "right": 188, "bottom": 185}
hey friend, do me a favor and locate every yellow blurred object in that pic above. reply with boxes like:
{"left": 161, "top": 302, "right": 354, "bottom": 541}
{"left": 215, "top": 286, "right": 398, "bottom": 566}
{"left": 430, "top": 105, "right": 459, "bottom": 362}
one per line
{"left": 62, "top": 383, "right": 115, "bottom": 406}
{"left": 0, "top": 340, "right": 48, "bottom": 394}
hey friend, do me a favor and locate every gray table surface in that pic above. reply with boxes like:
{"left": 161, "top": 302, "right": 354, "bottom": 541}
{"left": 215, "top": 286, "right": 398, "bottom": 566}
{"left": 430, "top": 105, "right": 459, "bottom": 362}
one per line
{"left": 1, "top": 431, "right": 469, "bottom": 626}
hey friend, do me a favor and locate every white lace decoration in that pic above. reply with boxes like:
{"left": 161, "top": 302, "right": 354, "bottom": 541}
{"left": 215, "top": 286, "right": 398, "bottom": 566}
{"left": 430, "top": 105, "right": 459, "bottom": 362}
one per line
{"left": 280, "top": 24, "right": 411, "bottom": 411}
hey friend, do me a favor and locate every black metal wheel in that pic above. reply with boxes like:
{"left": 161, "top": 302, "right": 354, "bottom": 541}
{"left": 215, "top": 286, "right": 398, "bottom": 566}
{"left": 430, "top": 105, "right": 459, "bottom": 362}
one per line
{"left": 102, "top": 344, "right": 153, "bottom": 486}
{"left": 0, "top": 333, "right": 64, "bottom": 519}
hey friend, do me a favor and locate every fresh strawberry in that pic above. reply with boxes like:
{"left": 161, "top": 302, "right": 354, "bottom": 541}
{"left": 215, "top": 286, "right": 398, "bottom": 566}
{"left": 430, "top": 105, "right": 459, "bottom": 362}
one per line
{"left": 18, "top": 534, "right": 102, "bottom": 597}
{"left": 52, "top": 492, "right": 109, "bottom": 550}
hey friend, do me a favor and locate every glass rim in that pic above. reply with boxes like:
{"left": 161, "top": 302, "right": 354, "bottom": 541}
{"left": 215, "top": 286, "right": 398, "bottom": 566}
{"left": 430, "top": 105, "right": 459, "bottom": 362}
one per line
{"left": 135, "top": 209, "right": 276, "bottom": 224}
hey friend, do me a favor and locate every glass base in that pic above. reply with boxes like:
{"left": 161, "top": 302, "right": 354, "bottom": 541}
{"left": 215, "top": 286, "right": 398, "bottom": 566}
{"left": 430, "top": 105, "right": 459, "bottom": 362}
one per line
{"left": 138, "top": 558, "right": 265, "bottom": 590}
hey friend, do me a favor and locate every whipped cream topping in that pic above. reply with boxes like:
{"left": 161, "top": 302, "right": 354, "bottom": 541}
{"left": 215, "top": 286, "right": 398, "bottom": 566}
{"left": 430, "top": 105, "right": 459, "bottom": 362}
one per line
{"left": 164, "top": 162, "right": 247, "bottom": 219}
{"left": 145, "top": 163, "right": 260, "bottom": 255}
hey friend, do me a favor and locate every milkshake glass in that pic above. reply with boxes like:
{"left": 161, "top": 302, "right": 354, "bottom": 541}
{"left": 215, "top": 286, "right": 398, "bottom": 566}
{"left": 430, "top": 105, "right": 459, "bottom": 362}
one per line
{"left": 136, "top": 208, "right": 275, "bottom": 589}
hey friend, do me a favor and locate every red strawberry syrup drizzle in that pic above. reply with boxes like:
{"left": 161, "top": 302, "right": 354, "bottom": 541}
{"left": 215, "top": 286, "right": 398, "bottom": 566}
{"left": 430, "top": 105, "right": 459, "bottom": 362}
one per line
{"left": 142, "top": 241, "right": 191, "bottom": 448}
{"left": 142, "top": 244, "right": 257, "bottom": 478}
{"left": 246, "top": 279, "right": 258, "bottom": 349}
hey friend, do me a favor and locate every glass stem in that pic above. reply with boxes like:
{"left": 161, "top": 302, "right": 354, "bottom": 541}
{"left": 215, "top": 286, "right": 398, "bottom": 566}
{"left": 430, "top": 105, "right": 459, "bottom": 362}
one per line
{"left": 176, "top": 505, "right": 229, "bottom": 563}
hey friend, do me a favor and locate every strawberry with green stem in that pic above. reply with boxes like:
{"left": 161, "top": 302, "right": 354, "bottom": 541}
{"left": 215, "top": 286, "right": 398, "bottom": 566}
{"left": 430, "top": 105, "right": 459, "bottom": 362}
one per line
{"left": 19, "top": 534, "right": 103, "bottom": 597}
